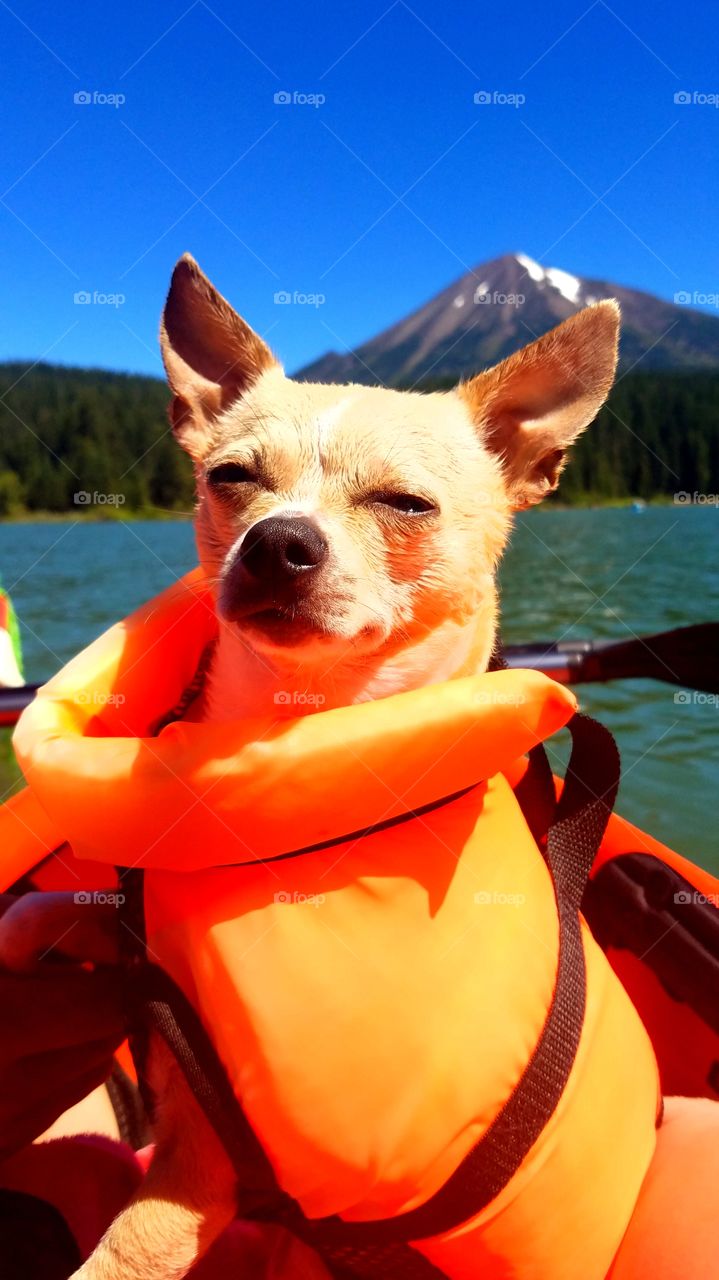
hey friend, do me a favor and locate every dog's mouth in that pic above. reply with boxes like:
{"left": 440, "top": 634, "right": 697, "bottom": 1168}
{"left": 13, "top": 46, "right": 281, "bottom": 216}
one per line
{"left": 225, "top": 598, "right": 387, "bottom": 655}
{"left": 218, "top": 547, "right": 388, "bottom": 653}
{"left": 233, "top": 602, "right": 334, "bottom": 648}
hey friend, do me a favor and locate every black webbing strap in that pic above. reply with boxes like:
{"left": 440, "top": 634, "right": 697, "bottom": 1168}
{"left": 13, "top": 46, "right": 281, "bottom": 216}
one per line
{"left": 105, "top": 1059, "right": 149, "bottom": 1151}
{"left": 514, "top": 741, "right": 556, "bottom": 847}
{"left": 293, "top": 1241, "right": 451, "bottom": 1279}
{"left": 118, "top": 711, "right": 620, "bottom": 1274}
{"left": 129, "top": 961, "right": 297, "bottom": 1211}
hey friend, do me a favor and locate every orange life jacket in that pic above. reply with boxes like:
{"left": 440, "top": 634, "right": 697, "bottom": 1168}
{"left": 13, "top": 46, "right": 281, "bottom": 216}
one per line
{"left": 11, "top": 570, "right": 663, "bottom": 1280}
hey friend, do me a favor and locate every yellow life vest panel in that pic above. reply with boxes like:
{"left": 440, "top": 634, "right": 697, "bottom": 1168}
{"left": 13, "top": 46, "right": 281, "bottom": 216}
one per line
{"left": 12, "top": 570, "right": 661, "bottom": 1280}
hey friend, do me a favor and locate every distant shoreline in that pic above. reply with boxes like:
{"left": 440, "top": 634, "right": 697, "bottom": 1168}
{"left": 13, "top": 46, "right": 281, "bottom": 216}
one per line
{"left": 0, "top": 508, "right": 193, "bottom": 524}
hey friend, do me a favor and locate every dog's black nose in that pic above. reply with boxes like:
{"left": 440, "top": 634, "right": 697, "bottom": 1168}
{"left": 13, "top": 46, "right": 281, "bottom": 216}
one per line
{"left": 240, "top": 516, "right": 328, "bottom": 583}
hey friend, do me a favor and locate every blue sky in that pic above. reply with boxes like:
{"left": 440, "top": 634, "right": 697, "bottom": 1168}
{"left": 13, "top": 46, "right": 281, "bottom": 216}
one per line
{"left": 1, "top": 0, "right": 717, "bottom": 377}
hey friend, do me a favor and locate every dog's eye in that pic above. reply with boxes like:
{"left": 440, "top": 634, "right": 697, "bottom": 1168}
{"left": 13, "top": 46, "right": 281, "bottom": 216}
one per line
{"left": 207, "top": 462, "right": 255, "bottom": 487}
{"left": 373, "top": 492, "right": 438, "bottom": 515}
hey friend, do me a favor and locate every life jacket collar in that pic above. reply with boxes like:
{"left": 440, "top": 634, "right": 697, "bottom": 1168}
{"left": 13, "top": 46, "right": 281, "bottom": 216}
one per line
{"left": 14, "top": 569, "right": 577, "bottom": 872}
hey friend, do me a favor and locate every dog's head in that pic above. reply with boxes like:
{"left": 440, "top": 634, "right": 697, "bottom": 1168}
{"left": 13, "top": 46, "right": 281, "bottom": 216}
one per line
{"left": 161, "top": 256, "right": 618, "bottom": 683}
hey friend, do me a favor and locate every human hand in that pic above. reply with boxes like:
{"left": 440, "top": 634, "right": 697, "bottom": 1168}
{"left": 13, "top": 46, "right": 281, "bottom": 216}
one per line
{"left": 0, "top": 892, "right": 125, "bottom": 1160}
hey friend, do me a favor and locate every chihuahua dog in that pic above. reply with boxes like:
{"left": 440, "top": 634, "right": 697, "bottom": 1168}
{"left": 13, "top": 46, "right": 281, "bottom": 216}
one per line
{"left": 72, "top": 256, "right": 620, "bottom": 1279}
{"left": 162, "top": 255, "right": 618, "bottom": 726}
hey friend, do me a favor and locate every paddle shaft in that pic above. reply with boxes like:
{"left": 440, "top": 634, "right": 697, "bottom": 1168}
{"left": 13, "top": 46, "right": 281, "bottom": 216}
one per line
{"left": 0, "top": 683, "right": 39, "bottom": 728}
{"left": 1, "top": 623, "right": 715, "bottom": 727}
{"left": 506, "top": 623, "right": 719, "bottom": 695}
{"left": 504, "top": 646, "right": 600, "bottom": 685}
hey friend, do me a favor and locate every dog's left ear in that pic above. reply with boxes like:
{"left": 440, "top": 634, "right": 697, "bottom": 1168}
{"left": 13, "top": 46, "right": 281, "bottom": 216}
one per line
{"left": 160, "top": 254, "right": 278, "bottom": 459}
{"left": 459, "top": 301, "right": 620, "bottom": 508}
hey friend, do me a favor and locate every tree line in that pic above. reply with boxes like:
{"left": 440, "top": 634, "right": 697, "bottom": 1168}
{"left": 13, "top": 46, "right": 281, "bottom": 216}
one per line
{"left": 0, "top": 363, "right": 193, "bottom": 516}
{"left": 1, "top": 361, "right": 717, "bottom": 516}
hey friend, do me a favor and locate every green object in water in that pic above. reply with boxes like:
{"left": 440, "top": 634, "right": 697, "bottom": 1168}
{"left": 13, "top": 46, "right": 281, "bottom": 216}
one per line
{"left": 0, "top": 581, "right": 24, "bottom": 681}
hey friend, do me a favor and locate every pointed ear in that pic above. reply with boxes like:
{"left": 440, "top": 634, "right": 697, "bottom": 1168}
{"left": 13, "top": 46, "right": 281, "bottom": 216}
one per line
{"left": 160, "top": 254, "right": 278, "bottom": 459}
{"left": 458, "top": 301, "right": 620, "bottom": 509}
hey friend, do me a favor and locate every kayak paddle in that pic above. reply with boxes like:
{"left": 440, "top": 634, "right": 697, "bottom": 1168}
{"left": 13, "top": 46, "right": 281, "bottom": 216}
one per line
{"left": 0, "top": 682, "right": 39, "bottom": 728}
{"left": 504, "top": 623, "right": 719, "bottom": 695}
{"left": 0, "top": 623, "right": 716, "bottom": 728}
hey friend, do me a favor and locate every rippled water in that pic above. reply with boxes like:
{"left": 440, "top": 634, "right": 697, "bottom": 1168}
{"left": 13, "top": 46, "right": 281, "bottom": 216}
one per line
{"left": 1, "top": 507, "right": 717, "bottom": 869}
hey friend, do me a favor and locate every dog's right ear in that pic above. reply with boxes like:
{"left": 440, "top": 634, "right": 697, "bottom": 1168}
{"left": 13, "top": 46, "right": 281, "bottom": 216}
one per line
{"left": 458, "top": 301, "right": 619, "bottom": 509}
{"left": 160, "top": 255, "right": 278, "bottom": 459}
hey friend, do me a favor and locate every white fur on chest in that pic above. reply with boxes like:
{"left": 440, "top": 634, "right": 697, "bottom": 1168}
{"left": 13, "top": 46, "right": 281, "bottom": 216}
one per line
{"left": 198, "top": 619, "right": 479, "bottom": 723}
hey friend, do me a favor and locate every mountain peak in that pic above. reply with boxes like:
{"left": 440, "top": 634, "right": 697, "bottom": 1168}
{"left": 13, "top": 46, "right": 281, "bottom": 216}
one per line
{"left": 512, "top": 252, "right": 583, "bottom": 305}
{"left": 296, "top": 255, "right": 719, "bottom": 385}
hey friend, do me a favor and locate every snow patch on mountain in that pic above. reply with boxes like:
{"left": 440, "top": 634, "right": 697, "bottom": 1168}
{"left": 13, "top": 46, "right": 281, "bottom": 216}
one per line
{"left": 515, "top": 252, "right": 545, "bottom": 283}
{"left": 514, "top": 253, "right": 582, "bottom": 306}
{"left": 545, "top": 267, "right": 582, "bottom": 304}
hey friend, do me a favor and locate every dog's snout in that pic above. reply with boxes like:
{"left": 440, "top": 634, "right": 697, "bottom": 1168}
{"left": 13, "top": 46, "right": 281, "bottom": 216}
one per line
{"left": 240, "top": 516, "right": 328, "bottom": 583}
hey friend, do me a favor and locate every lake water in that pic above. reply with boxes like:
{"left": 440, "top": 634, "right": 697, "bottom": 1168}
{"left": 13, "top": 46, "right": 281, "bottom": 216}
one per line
{"left": 1, "top": 508, "right": 717, "bottom": 870}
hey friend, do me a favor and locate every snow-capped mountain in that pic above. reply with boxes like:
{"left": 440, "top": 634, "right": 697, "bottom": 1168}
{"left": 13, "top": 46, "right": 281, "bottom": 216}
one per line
{"left": 296, "top": 253, "right": 719, "bottom": 385}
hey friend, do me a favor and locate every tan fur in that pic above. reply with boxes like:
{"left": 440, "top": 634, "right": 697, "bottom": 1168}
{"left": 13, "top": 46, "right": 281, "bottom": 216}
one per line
{"left": 188, "top": 367, "right": 510, "bottom": 718}
{"left": 458, "top": 300, "right": 620, "bottom": 508}
{"left": 73, "top": 1041, "right": 238, "bottom": 1280}
{"left": 160, "top": 254, "right": 277, "bottom": 461}
{"left": 73, "top": 260, "right": 620, "bottom": 1279}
